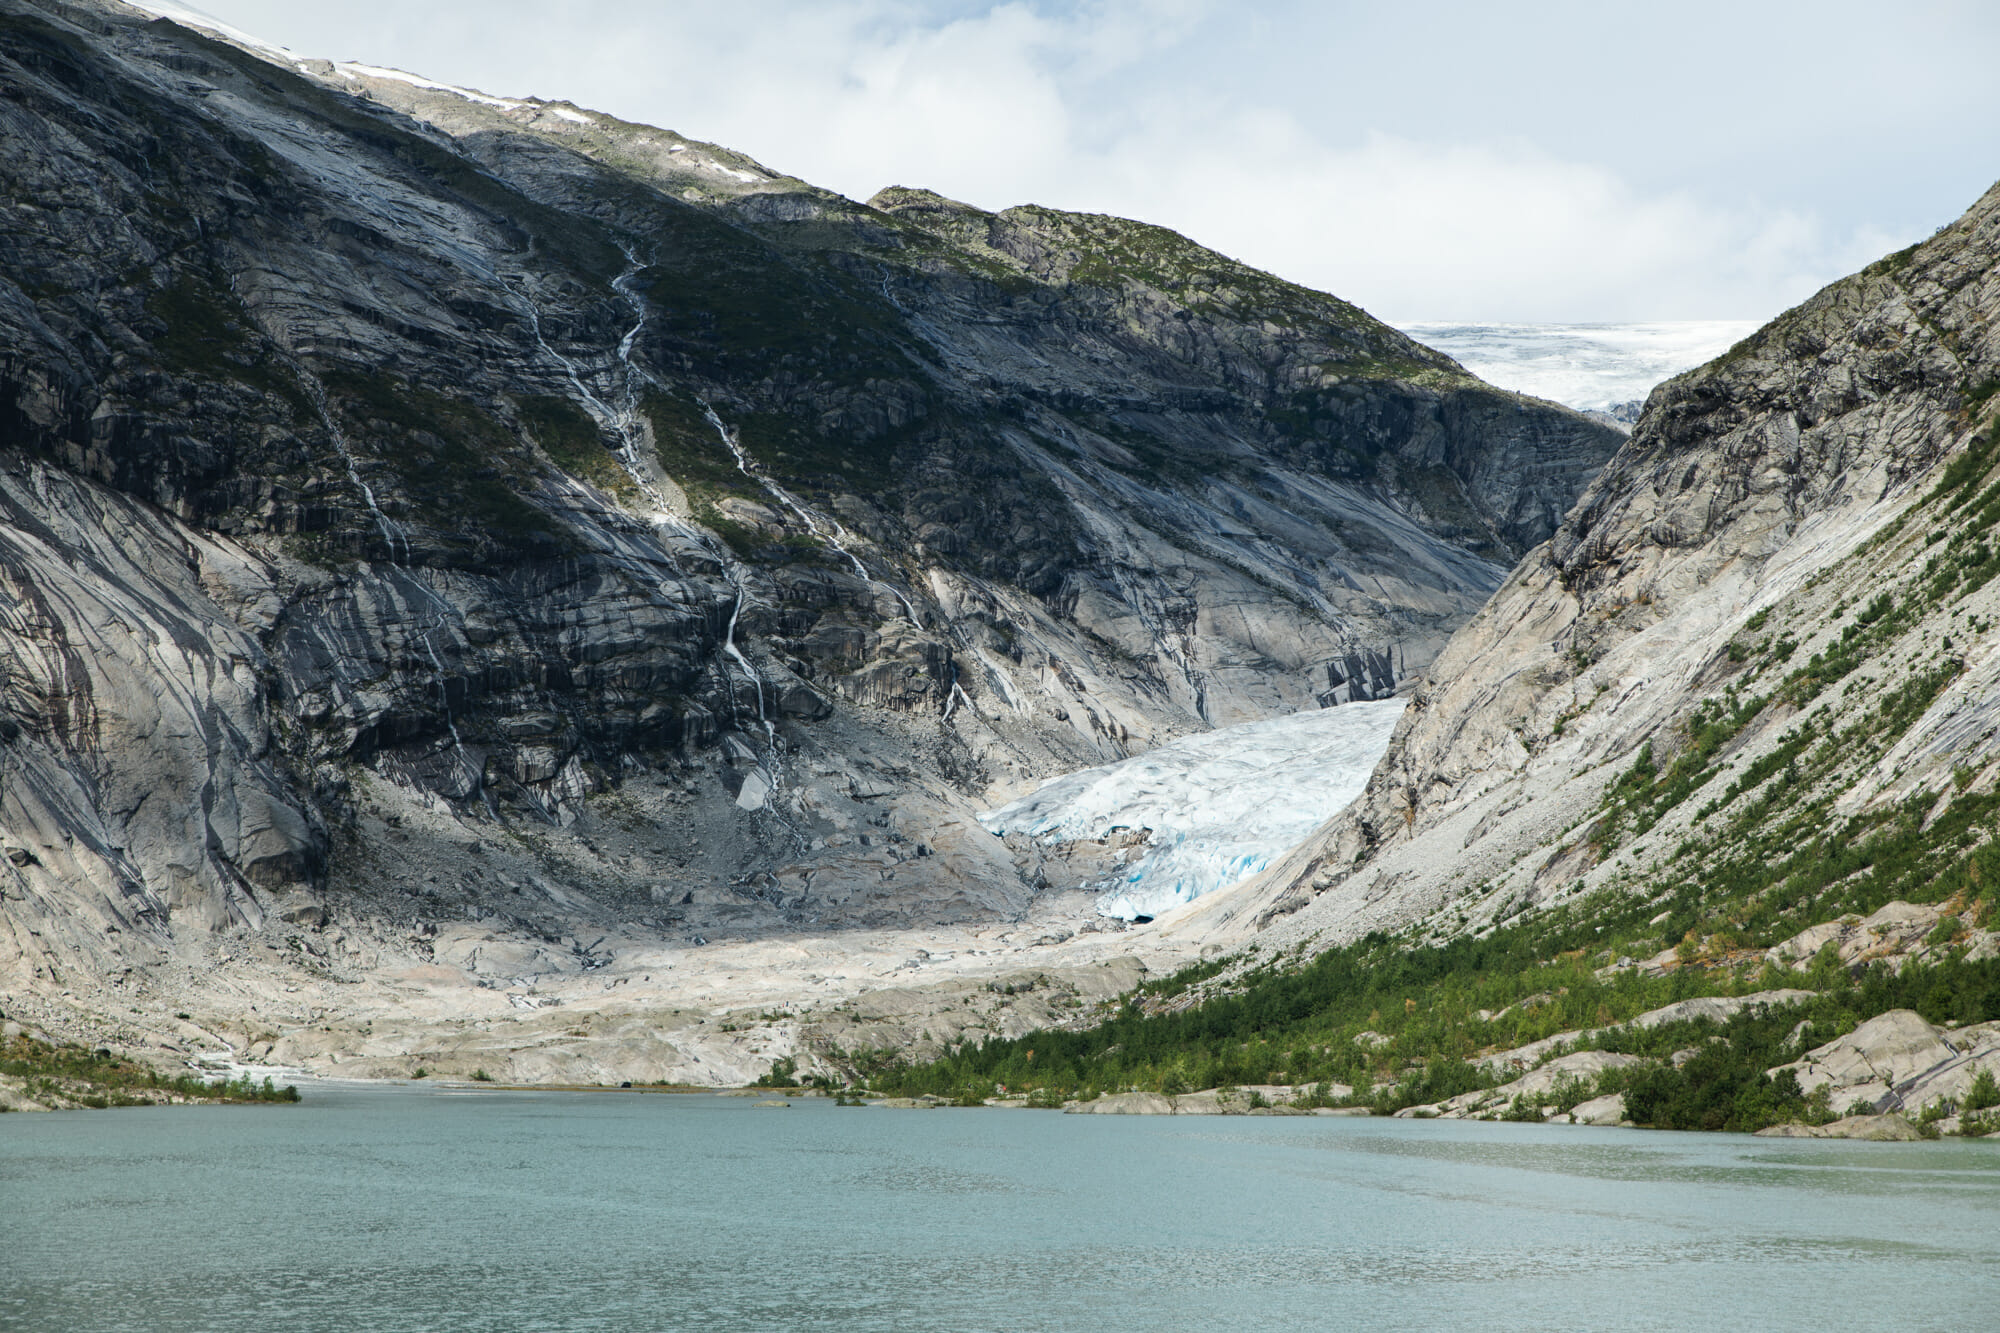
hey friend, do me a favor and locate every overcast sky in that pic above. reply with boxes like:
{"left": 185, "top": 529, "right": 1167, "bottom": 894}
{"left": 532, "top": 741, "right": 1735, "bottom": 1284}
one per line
{"left": 152, "top": 0, "right": 1999, "bottom": 325}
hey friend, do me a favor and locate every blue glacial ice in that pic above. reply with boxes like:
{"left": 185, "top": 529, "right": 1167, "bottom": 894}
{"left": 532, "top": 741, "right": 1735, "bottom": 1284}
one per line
{"left": 980, "top": 699, "right": 1405, "bottom": 920}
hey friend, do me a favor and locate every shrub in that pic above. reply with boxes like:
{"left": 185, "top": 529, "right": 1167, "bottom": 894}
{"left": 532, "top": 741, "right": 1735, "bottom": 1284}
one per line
{"left": 753, "top": 1056, "right": 798, "bottom": 1088}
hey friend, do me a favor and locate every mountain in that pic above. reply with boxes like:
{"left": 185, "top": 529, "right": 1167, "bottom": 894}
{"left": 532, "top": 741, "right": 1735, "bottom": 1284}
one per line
{"left": 889, "top": 179, "right": 2000, "bottom": 1132}
{"left": 0, "top": 0, "right": 1619, "bottom": 1075}
{"left": 1245, "top": 178, "right": 2000, "bottom": 948}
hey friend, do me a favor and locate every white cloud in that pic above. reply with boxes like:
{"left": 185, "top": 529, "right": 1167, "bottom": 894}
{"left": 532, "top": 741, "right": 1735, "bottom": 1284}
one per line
{"left": 1078, "top": 122, "right": 1905, "bottom": 322}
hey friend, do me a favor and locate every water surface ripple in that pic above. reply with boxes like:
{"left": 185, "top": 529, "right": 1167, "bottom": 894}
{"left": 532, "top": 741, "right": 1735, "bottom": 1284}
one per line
{"left": 4, "top": 1085, "right": 1997, "bottom": 1331}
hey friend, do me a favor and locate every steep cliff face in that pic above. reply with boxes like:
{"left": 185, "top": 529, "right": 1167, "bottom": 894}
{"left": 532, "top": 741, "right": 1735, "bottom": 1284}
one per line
{"left": 0, "top": 0, "right": 1620, "bottom": 1061}
{"left": 1215, "top": 180, "right": 2000, "bottom": 953}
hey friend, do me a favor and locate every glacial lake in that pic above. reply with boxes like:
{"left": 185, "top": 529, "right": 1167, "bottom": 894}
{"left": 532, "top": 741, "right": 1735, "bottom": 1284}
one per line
{"left": 5, "top": 1086, "right": 1999, "bottom": 1332}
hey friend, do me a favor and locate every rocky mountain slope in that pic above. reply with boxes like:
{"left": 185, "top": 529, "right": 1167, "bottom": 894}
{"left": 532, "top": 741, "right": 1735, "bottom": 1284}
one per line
{"left": 0, "top": 0, "right": 1619, "bottom": 1074}
{"left": 1227, "top": 177, "right": 2000, "bottom": 950}
{"left": 859, "top": 178, "right": 2000, "bottom": 1138}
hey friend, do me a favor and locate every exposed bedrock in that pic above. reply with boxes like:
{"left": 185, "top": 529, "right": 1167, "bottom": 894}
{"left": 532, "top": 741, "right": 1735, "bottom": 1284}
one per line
{"left": 0, "top": 0, "right": 1621, "bottom": 1065}
{"left": 1203, "top": 179, "right": 2000, "bottom": 952}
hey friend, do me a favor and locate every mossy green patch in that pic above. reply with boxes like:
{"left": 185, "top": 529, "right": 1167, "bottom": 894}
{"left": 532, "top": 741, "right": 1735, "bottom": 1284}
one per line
{"left": 143, "top": 273, "right": 310, "bottom": 419}
{"left": 643, "top": 392, "right": 757, "bottom": 504}
{"left": 0, "top": 1032, "right": 301, "bottom": 1108}
{"left": 325, "top": 369, "right": 568, "bottom": 555}
{"left": 516, "top": 393, "right": 628, "bottom": 495}
{"left": 638, "top": 204, "right": 913, "bottom": 389}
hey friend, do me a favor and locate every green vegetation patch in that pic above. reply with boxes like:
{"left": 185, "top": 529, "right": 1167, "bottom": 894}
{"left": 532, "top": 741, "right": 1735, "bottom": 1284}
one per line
{"left": 143, "top": 272, "right": 310, "bottom": 419}
{"left": 866, "top": 901, "right": 1779, "bottom": 1111}
{"left": 639, "top": 203, "right": 913, "bottom": 391}
{"left": 326, "top": 369, "right": 568, "bottom": 555}
{"left": 1, "top": 1032, "right": 300, "bottom": 1109}
{"left": 516, "top": 393, "right": 629, "bottom": 496}
{"left": 644, "top": 391, "right": 757, "bottom": 503}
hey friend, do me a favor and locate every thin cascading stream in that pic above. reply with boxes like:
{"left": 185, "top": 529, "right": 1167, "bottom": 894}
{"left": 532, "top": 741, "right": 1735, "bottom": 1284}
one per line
{"left": 696, "top": 402, "right": 1002, "bottom": 729}
{"left": 721, "top": 587, "right": 771, "bottom": 746}
{"left": 512, "top": 278, "right": 684, "bottom": 536}
{"left": 297, "top": 369, "right": 408, "bottom": 564}
{"left": 288, "top": 359, "right": 481, "bottom": 788}
{"left": 509, "top": 258, "right": 793, "bottom": 818}
{"left": 696, "top": 403, "right": 920, "bottom": 624}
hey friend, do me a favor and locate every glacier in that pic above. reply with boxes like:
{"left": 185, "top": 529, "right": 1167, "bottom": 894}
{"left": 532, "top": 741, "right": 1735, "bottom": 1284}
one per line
{"left": 981, "top": 700, "right": 1405, "bottom": 920}
{"left": 1401, "top": 321, "right": 1760, "bottom": 415}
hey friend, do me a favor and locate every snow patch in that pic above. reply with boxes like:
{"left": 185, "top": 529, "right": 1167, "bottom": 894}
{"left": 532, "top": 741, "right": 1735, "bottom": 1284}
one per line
{"left": 548, "top": 107, "right": 591, "bottom": 125}
{"left": 981, "top": 700, "right": 1404, "bottom": 919}
{"left": 335, "top": 63, "right": 525, "bottom": 110}
{"left": 126, "top": 0, "right": 301, "bottom": 63}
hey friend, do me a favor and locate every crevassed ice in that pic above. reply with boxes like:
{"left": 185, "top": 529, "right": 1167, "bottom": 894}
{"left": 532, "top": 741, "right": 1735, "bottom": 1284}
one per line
{"left": 1401, "top": 321, "right": 1759, "bottom": 414}
{"left": 981, "top": 699, "right": 1405, "bottom": 920}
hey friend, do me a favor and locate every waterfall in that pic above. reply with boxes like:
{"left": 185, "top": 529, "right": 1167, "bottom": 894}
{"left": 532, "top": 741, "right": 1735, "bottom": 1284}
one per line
{"left": 283, "top": 358, "right": 480, "bottom": 797}
{"left": 297, "top": 369, "right": 407, "bottom": 564}
{"left": 696, "top": 403, "right": 920, "bottom": 624}
{"left": 509, "top": 258, "right": 794, "bottom": 820}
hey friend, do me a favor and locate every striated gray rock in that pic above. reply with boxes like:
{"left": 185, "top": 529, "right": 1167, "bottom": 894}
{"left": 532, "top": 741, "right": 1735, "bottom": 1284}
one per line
{"left": 1767, "top": 1011, "right": 2000, "bottom": 1119}
{"left": 1768, "top": 1010, "right": 1959, "bottom": 1112}
{"left": 1411, "top": 1049, "right": 1641, "bottom": 1120}
{"left": 0, "top": 0, "right": 1620, "bottom": 1060}
{"left": 1473, "top": 989, "right": 1814, "bottom": 1078}
{"left": 1062, "top": 1084, "right": 1319, "bottom": 1114}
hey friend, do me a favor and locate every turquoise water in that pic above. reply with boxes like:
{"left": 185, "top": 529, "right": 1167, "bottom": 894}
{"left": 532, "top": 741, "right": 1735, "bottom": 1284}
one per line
{"left": 4, "top": 1085, "right": 1999, "bottom": 1331}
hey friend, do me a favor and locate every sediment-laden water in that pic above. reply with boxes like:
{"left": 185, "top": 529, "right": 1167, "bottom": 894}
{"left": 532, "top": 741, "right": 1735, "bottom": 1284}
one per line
{"left": 4, "top": 1085, "right": 1996, "bottom": 1331}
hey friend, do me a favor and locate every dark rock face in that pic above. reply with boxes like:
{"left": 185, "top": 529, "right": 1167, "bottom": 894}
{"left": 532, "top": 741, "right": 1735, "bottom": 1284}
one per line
{"left": 0, "top": 0, "right": 1619, "bottom": 996}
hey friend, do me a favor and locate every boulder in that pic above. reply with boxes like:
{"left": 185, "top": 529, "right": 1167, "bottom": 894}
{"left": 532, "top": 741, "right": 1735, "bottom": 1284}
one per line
{"left": 1564, "top": 1093, "right": 1628, "bottom": 1126}
{"left": 1768, "top": 1010, "right": 1960, "bottom": 1113}
{"left": 1065, "top": 1091, "right": 1175, "bottom": 1115}
{"left": 1167, "top": 1089, "right": 1233, "bottom": 1115}
{"left": 1754, "top": 1115, "right": 1924, "bottom": 1141}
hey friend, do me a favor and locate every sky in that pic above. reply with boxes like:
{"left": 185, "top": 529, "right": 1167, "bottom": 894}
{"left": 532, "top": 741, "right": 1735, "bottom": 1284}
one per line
{"left": 143, "top": 0, "right": 2000, "bottom": 325}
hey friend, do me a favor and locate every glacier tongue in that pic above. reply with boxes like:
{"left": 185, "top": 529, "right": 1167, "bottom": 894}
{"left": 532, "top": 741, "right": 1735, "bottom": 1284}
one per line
{"left": 981, "top": 700, "right": 1405, "bottom": 920}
